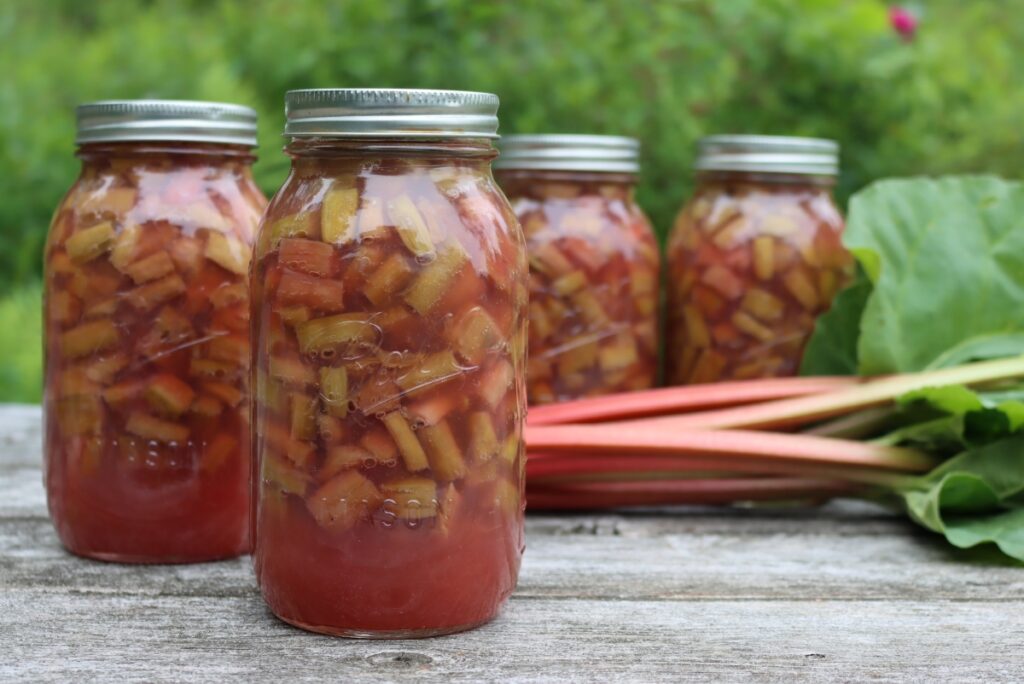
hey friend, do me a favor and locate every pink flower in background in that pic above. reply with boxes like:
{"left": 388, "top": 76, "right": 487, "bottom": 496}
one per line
{"left": 890, "top": 6, "right": 918, "bottom": 41}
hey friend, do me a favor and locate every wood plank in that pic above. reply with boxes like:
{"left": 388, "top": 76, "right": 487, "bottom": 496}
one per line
{"left": 2, "top": 590, "right": 1022, "bottom": 683}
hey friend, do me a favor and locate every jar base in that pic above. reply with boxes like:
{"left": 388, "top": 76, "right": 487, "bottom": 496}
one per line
{"left": 63, "top": 546, "right": 247, "bottom": 565}
{"left": 274, "top": 613, "right": 498, "bottom": 639}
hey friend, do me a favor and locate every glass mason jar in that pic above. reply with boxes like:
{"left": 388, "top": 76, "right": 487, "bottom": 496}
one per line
{"left": 43, "top": 101, "right": 266, "bottom": 562}
{"left": 251, "top": 89, "right": 528, "bottom": 638}
{"left": 666, "top": 136, "right": 851, "bottom": 384}
{"left": 494, "top": 135, "right": 659, "bottom": 403}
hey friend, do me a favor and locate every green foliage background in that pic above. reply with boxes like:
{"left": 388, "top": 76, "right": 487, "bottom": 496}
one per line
{"left": 1, "top": 0, "right": 1022, "bottom": 401}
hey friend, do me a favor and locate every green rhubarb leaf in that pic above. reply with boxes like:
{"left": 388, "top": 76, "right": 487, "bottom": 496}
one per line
{"left": 942, "top": 508, "right": 1024, "bottom": 560}
{"left": 890, "top": 384, "right": 1024, "bottom": 449}
{"left": 896, "top": 437, "right": 1024, "bottom": 560}
{"left": 841, "top": 176, "right": 1024, "bottom": 375}
{"left": 800, "top": 265, "right": 872, "bottom": 376}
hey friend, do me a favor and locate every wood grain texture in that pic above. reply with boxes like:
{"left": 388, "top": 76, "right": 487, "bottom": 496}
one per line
{"left": 1, "top": 404, "right": 1022, "bottom": 683}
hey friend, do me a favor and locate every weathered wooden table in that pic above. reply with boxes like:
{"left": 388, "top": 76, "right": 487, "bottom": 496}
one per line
{"left": 2, "top": 405, "right": 1022, "bottom": 682}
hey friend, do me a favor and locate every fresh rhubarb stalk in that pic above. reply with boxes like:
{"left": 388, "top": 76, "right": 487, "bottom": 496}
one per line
{"left": 525, "top": 452, "right": 914, "bottom": 487}
{"left": 614, "top": 356, "right": 1024, "bottom": 432}
{"left": 524, "top": 425, "right": 936, "bottom": 472}
{"left": 527, "top": 375, "right": 858, "bottom": 426}
{"left": 526, "top": 477, "right": 857, "bottom": 510}
{"left": 803, "top": 406, "right": 896, "bottom": 439}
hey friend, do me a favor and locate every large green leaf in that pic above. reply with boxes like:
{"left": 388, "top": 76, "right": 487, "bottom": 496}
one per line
{"left": 842, "top": 176, "right": 1024, "bottom": 375}
{"left": 897, "top": 437, "right": 1024, "bottom": 560}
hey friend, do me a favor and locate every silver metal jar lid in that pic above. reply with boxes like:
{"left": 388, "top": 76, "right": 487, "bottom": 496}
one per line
{"left": 695, "top": 135, "right": 839, "bottom": 176}
{"left": 494, "top": 134, "right": 640, "bottom": 174}
{"left": 76, "top": 100, "right": 258, "bottom": 146}
{"left": 284, "top": 89, "right": 500, "bottom": 139}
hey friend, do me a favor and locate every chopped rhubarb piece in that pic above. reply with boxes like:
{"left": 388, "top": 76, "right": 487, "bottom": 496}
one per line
{"left": 269, "top": 211, "right": 319, "bottom": 247}
{"left": 107, "top": 225, "right": 144, "bottom": 272}
{"left": 102, "top": 378, "right": 146, "bottom": 405}
{"left": 66, "top": 222, "right": 115, "bottom": 263}
{"left": 741, "top": 288, "right": 784, "bottom": 321}
{"left": 321, "top": 186, "right": 359, "bottom": 245}
{"left": 572, "top": 290, "right": 610, "bottom": 327}
{"left": 469, "top": 411, "right": 499, "bottom": 462}
{"left": 361, "top": 427, "right": 399, "bottom": 466}
{"left": 83, "top": 353, "right": 129, "bottom": 385}
{"left": 264, "top": 420, "right": 315, "bottom": 468}
{"left": 682, "top": 305, "right": 710, "bottom": 348}
{"left": 125, "top": 412, "right": 189, "bottom": 443}
{"left": 357, "top": 196, "right": 387, "bottom": 239}
{"left": 62, "top": 319, "right": 119, "bottom": 359}
{"left": 78, "top": 187, "right": 137, "bottom": 216}
{"left": 420, "top": 420, "right": 467, "bottom": 481}
{"left": 276, "top": 305, "right": 312, "bottom": 327}
{"left": 403, "top": 243, "right": 468, "bottom": 315}
{"left": 381, "top": 411, "right": 430, "bottom": 472}
{"left": 732, "top": 311, "right": 774, "bottom": 343}
{"left": 364, "top": 252, "right": 414, "bottom": 306}
{"left": 396, "top": 350, "right": 462, "bottom": 395}
{"left": 306, "top": 470, "right": 382, "bottom": 532}
{"left": 388, "top": 194, "right": 436, "bottom": 259}
{"left": 202, "top": 381, "right": 244, "bottom": 407}
{"left": 206, "top": 334, "right": 250, "bottom": 366}
{"left": 264, "top": 453, "right": 312, "bottom": 497}
{"left": 320, "top": 446, "right": 373, "bottom": 481}
{"left": 201, "top": 433, "right": 237, "bottom": 473}
{"left": 279, "top": 237, "right": 335, "bottom": 277}
{"left": 83, "top": 298, "right": 118, "bottom": 319}
{"left": 499, "top": 434, "right": 519, "bottom": 466}
{"left": 49, "top": 250, "right": 76, "bottom": 277}
{"left": 190, "top": 395, "right": 224, "bottom": 417}
{"left": 209, "top": 282, "right": 248, "bottom": 309}
{"left": 126, "top": 274, "right": 186, "bottom": 311}
{"left": 700, "top": 264, "right": 744, "bottom": 300}
{"left": 145, "top": 374, "right": 196, "bottom": 417}
{"left": 296, "top": 313, "right": 377, "bottom": 358}
{"left": 204, "top": 231, "right": 250, "bottom": 276}
{"left": 381, "top": 477, "right": 438, "bottom": 519}
{"left": 752, "top": 236, "right": 775, "bottom": 281}
{"left": 530, "top": 242, "right": 574, "bottom": 277}
{"left": 479, "top": 359, "right": 513, "bottom": 408}
{"left": 48, "top": 291, "right": 82, "bottom": 326}
{"left": 269, "top": 355, "right": 316, "bottom": 387}
{"left": 168, "top": 235, "right": 204, "bottom": 277}
{"left": 453, "top": 307, "right": 503, "bottom": 365}
{"left": 552, "top": 270, "right": 587, "bottom": 296}
{"left": 276, "top": 270, "right": 346, "bottom": 313}
{"left": 599, "top": 335, "right": 639, "bottom": 372}
{"left": 290, "top": 394, "right": 318, "bottom": 441}
{"left": 317, "top": 414, "right": 346, "bottom": 444}
{"left": 783, "top": 268, "right": 820, "bottom": 311}
{"left": 319, "top": 367, "right": 349, "bottom": 417}
{"left": 406, "top": 392, "right": 456, "bottom": 428}
{"left": 819, "top": 269, "right": 838, "bottom": 302}
{"left": 123, "top": 251, "right": 175, "bottom": 284}
{"left": 56, "top": 396, "right": 104, "bottom": 435}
